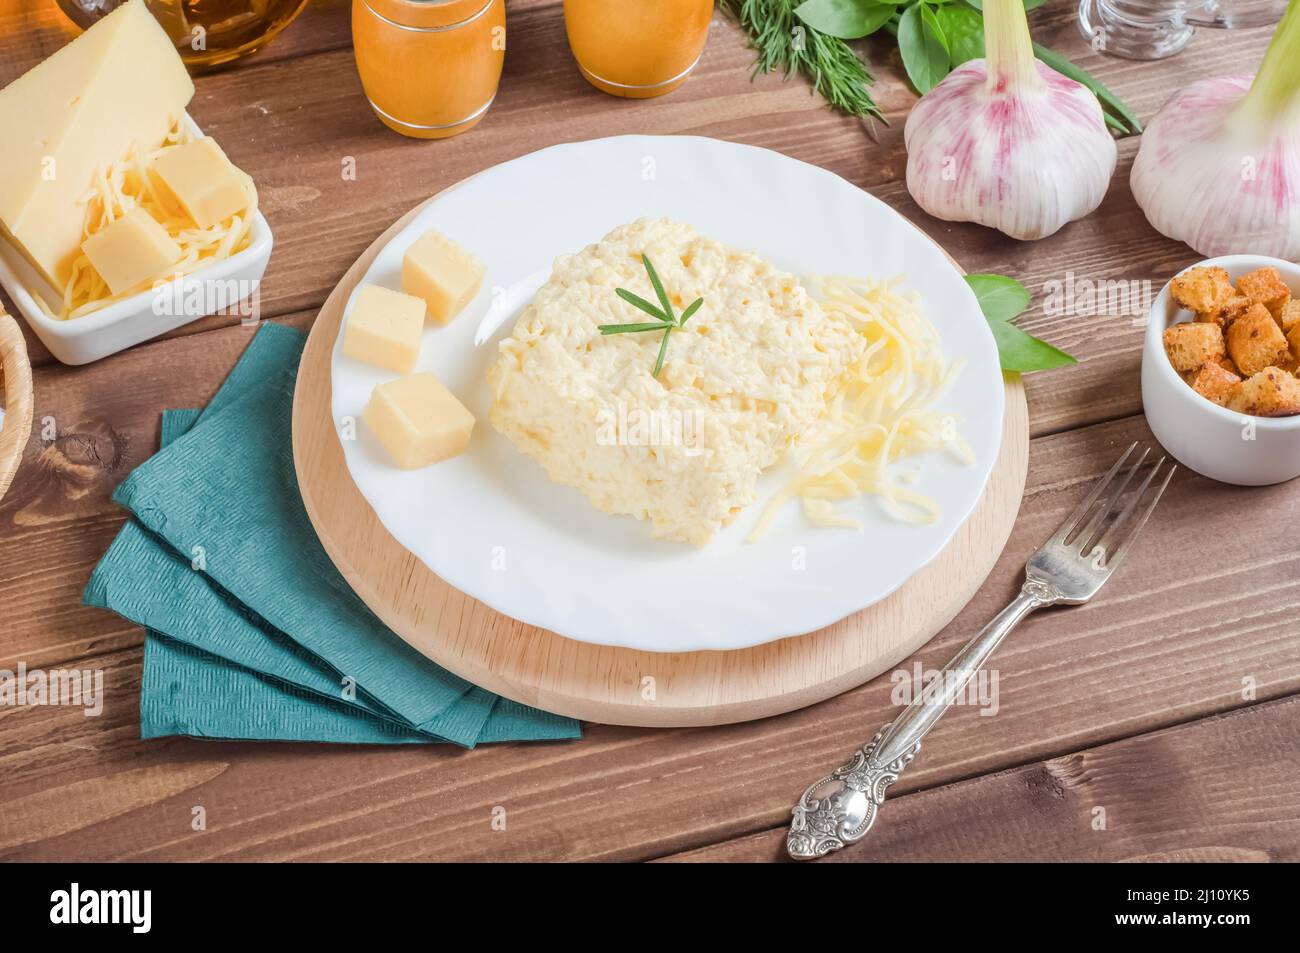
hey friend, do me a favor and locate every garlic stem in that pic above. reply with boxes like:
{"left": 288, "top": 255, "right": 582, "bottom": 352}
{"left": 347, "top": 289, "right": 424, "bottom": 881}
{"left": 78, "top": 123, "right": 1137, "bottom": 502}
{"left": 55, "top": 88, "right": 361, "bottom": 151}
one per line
{"left": 1236, "top": 0, "right": 1300, "bottom": 127}
{"left": 984, "top": 0, "right": 1042, "bottom": 94}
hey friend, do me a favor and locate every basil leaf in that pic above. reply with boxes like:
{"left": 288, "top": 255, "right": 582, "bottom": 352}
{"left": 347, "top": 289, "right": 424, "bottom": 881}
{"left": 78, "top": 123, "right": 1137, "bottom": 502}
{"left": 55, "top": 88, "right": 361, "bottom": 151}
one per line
{"left": 898, "top": 4, "right": 950, "bottom": 93}
{"left": 965, "top": 274, "right": 1077, "bottom": 373}
{"left": 919, "top": 2, "right": 950, "bottom": 54}
{"left": 965, "top": 274, "right": 1030, "bottom": 323}
{"left": 986, "top": 319, "right": 1077, "bottom": 373}
{"left": 934, "top": 4, "right": 983, "bottom": 66}
{"left": 794, "top": 0, "right": 896, "bottom": 38}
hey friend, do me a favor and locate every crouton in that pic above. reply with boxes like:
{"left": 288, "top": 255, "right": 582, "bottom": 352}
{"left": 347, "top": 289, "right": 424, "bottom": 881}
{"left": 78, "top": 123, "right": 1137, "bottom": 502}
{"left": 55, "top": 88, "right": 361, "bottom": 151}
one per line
{"left": 1170, "top": 266, "right": 1234, "bottom": 315}
{"left": 1187, "top": 360, "right": 1241, "bottom": 407}
{"left": 1281, "top": 300, "right": 1300, "bottom": 333}
{"left": 1227, "top": 304, "right": 1291, "bottom": 376}
{"left": 1288, "top": 322, "right": 1300, "bottom": 358}
{"left": 1163, "top": 321, "right": 1226, "bottom": 373}
{"left": 1226, "top": 367, "right": 1300, "bottom": 417}
{"left": 1197, "top": 293, "right": 1252, "bottom": 328}
{"left": 1236, "top": 266, "right": 1291, "bottom": 321}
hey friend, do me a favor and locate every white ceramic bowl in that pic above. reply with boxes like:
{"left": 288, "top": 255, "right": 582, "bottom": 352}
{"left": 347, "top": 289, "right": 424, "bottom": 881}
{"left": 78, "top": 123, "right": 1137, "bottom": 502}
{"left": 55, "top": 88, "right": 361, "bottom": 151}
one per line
{"left": 0, "top": 116, "right": 272, "bottom": 365}
{"left": 1142, "top": 254, "right": 1300, "bottom": 485}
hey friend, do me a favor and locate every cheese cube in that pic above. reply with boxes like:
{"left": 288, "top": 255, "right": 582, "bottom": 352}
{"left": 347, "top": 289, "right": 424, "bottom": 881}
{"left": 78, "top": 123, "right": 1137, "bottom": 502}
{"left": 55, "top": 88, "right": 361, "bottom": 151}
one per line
{"left": 0, "top": 0, "right": 194, "bottom": 289}
{"left": 401, "top": 230, "right": 484, "bottom": 325}
{"left": 151, "top": 137, "right": 250, "bottom": 229}
{"left": 363, "top": 373, "right": 475, "bottom": 469}
{"left": 342, "top": 284, "right": 426, "bottom": 373}
{"left": 80, "top": 208, "right": 182, "bottom": 296}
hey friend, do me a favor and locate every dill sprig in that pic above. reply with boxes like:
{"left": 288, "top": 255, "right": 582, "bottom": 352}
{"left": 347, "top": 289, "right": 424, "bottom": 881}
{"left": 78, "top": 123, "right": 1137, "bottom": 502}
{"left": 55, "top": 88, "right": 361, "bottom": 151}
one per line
{"left": 719, "top": 0, "right": 885, "bottom": 122}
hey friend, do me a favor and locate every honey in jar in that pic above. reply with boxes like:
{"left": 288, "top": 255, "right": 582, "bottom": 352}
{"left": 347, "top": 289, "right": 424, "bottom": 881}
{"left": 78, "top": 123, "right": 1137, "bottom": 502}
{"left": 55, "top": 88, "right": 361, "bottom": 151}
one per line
{"left": 55, "top": 0, "right": 310, "bottom": 71}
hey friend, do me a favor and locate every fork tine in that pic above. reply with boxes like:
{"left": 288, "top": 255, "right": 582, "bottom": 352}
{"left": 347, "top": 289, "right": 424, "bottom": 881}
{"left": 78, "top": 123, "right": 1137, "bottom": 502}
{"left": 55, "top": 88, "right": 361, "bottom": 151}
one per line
{"left": 1099, "top": 458, "right": 1176, "bottom": 571}
{"left": 1071, "top": 446, "right": 1150, "bottom": 552}
{"left": 1056, "top": 442, "right": 1138, "bottom": 542}
{"left": 1092, "top": 455, "right": 1164, "bottom": 556}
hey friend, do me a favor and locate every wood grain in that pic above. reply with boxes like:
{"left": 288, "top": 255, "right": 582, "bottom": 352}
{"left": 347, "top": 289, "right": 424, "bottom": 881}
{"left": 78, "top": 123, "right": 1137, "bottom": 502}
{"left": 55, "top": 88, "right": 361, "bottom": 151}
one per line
{"left": 292, "top": 195, "right": 1028, "bottom": 727}
{"left": 661, "top": 694, "right": 1300, "bottom": 862}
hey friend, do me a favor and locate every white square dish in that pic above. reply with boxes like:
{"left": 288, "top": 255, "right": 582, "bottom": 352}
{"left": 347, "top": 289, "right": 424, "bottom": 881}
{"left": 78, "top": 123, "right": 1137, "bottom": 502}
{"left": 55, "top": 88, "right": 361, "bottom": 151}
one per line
{"left": 0, "top": 117, "right": 272, "bottom": 365}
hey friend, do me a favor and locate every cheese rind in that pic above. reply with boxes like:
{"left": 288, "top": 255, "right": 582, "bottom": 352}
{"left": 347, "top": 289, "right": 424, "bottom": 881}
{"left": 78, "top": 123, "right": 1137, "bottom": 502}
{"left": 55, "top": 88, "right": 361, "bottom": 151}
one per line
{"left": 363, "top": 373, "right": 475, "bottom": 469}
{"left": 151, "top": 137, "right": 251, "bottom": 229}
{"left": 401, "top": 230, "right": 484, "bottom": 325}
{"left": 0, "top": 0, "right": 194, "bottom": 289}
{"left": 342, "top": 284, "right": 426, "bottom": 373}
{"left": 80, "top": 208, "right": 183, "bottom": 297}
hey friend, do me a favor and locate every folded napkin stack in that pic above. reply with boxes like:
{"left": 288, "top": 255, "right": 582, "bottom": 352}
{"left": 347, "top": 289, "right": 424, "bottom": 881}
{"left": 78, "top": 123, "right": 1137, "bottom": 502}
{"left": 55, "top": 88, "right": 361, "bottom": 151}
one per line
{"left": 84, "top": 323, "right": 579, "bottom": 746}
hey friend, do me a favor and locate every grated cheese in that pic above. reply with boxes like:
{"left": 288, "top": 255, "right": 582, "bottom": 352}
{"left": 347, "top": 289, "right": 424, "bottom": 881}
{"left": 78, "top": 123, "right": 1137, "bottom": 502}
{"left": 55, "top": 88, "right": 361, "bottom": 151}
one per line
{"left": 58, "top": 117, "right": 257, "bottom": 320}
{"left": 749, "top": 274, "right": 973, "bottom": 541}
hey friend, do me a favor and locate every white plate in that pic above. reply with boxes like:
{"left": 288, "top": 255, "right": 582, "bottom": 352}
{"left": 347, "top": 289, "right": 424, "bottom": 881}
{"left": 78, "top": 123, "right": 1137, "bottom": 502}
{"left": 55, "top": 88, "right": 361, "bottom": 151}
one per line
{"left": 330, "top": 135, "right": 1004, "bottom": 653}
{"left": 0, "top": 115, "right": 273, "bottom": 366}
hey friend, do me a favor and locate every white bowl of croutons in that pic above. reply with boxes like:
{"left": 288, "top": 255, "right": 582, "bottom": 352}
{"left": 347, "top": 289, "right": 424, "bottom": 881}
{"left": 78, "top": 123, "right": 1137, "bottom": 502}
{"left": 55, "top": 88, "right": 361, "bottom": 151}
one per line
{"left": 1143, "top": 255, "right": 1300, "bottom": 486}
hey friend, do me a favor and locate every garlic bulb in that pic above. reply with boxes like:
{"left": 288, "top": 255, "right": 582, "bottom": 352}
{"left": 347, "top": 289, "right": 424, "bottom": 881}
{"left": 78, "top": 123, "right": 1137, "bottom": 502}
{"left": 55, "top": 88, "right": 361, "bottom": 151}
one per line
{"left": 1131, "top": 2, "right": 1300, "bottom": 260}
{"left": 904, "top": 0, "right": 1117, "bottom": 241}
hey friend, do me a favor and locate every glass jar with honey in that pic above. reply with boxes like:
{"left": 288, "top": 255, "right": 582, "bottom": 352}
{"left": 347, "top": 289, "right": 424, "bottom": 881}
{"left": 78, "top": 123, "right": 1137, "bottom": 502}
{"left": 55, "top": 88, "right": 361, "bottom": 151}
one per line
{"left": 55, "top": 0, "right": 310, "bottom": 71}
{"left": 563, "top": 0, "right": 713, "bottom": 99}
{"left": 352, "top": 0, "right": 506, "bottom": 140}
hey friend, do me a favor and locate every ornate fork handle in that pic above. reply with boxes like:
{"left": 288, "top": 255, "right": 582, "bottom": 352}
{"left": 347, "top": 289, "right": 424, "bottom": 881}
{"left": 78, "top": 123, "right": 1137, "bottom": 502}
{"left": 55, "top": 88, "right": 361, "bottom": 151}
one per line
{"left": 787, "top": 579, "right": 1058, "bottom": 860}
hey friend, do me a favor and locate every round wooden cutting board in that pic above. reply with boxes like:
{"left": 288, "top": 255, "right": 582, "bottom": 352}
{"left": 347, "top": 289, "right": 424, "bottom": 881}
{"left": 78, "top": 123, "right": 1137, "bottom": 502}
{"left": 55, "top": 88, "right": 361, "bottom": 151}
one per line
{"left": 292, "top": 195, "right": 1029, "bottom": 727}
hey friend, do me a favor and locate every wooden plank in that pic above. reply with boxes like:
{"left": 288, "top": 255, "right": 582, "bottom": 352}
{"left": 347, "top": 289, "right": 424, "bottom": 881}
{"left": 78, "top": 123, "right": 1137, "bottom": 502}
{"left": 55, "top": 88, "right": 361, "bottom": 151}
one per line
{"left": 661, "top": 694, "right": 1300, "bottom": 862}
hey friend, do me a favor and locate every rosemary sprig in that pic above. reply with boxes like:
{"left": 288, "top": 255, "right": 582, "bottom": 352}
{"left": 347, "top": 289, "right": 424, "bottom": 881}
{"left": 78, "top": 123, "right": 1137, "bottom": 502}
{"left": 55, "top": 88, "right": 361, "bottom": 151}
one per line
{"left": 598, "top": 255, "right": 704, "bottom": 378}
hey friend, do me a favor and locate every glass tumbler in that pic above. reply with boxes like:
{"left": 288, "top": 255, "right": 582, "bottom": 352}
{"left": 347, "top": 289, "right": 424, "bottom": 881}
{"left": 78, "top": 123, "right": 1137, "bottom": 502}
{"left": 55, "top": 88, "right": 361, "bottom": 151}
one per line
{"left": 1078, "top": 0, "right": 1286, "bottom": 59}
{"left": 352, "top": 0, "right": 506, "bottom": 139}
{"left": 563, "top": 0, "right": 713, "bottom": 99}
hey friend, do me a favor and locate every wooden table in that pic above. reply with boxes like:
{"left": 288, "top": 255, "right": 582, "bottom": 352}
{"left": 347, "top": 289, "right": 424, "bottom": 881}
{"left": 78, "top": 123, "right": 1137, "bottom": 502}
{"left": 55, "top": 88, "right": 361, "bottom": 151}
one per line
{"left": 2, "top": 0, "right": 1297, "bottom": 863}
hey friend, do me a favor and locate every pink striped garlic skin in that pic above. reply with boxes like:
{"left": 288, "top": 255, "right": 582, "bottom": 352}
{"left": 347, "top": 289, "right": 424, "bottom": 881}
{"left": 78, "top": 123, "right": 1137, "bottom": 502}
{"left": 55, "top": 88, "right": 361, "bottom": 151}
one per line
{"left": 904, "top": 60, "right": 1117, "bottom": 241}
{"left": 1131, "top": 76, "right": 1300, "bottom": 260}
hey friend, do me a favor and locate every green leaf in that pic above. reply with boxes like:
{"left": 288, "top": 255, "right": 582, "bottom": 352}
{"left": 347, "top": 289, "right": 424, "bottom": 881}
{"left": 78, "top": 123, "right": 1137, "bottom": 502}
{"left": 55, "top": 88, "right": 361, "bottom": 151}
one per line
{"left": 1032, "top": 42, "right": 1143, "bottom": 134}
{"left": 679, "top": 297, "right": 705, "bottom": 325}
{"left": 652, "top": 327, "right": 673, "bottom": 377}
{"left": 919, "top": 2, "right": 949, "bottom": 54}
{"left": 641, "top": 254, "right": 677, "bottom": 323}
{"left": 964, "top": 274, "right": 1030, "bottom": 323}
{"left": 898, "top": 4, "right": 950, "bottom": 93}
{"left": 986, "top": 318, "right": 1077, "bottom": 373}
{"left": 964, "top": 274, "right": 1076, "bottom": 373}
{"left": 934, "top": 4, "right": 983, "bottom": 66}
{"left": 598, "top": 322, "right": 673, "bottom": 335}
{"left": 794, "top": 0, "right": 895, "bottom": 39}
{"left": 615, "top": 287, "right": 669, "bottom": 322}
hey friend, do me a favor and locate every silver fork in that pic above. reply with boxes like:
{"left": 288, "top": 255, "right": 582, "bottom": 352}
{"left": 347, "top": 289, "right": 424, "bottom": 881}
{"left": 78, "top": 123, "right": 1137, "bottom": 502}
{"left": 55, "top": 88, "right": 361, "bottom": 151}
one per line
{"left": 786, "top": 442, "right": 1175, "bottom": 861}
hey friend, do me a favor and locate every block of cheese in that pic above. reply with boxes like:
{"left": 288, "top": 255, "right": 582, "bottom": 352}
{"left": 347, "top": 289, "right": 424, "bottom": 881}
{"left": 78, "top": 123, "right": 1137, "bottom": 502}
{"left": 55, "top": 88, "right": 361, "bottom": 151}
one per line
{"left": 0, "top": 0, "right": 194, "bottom": 290}
{"left": 342, "top": 284, "right": 426, "bottom": 373}
{"left": 80, "top": 208, "right": 183, "bottom": 296}
{"left": 363, "top": 373, "right": 475, "bottom": 469}
{"left": 401, "top": 230, "right": 484, "bottom": 325}
{"left": 151, "top": 137, "right": 250, "bottom": 229}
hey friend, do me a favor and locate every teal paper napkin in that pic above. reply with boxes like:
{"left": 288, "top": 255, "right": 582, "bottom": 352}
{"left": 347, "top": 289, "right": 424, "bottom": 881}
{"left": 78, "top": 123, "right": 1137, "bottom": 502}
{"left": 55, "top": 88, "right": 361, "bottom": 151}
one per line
{"left": 84, "top": 324, "right": 579, "bottom": 746}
